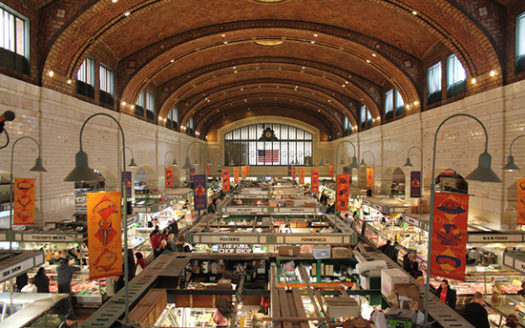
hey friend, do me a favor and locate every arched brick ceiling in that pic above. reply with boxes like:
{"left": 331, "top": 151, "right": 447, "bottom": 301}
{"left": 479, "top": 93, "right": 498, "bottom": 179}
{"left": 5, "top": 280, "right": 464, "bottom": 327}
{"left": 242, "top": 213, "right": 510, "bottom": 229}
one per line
{"left": 38, "top": 0, "right": 504, "bottom": 139}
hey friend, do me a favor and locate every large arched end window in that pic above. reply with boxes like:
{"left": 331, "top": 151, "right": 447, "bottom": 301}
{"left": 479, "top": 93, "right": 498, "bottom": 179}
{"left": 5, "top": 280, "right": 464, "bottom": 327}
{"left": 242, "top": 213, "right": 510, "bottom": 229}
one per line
{"left": 224, "top": 123, "right": 313, "bottom": 166}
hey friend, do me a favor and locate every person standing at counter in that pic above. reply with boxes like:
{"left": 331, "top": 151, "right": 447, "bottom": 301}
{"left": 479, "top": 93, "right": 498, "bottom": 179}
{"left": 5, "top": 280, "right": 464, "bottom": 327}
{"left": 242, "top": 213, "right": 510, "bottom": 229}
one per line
{"left": 517, "top": 281, "right": 525, "bottom": 295}
{"left": 436, "top": 279, "right": 457, "bottom": 309}
{"left": 57, "top": 257, "right": 80, "bottom": 294}
{"left": 464, "top": 292, "right": 490, "bottom": 328}
{"left": 34, "top": 267, "right": 50, "bottom": 293}
{"left": 21, "top": 278, "right": 37, "bottom": 293}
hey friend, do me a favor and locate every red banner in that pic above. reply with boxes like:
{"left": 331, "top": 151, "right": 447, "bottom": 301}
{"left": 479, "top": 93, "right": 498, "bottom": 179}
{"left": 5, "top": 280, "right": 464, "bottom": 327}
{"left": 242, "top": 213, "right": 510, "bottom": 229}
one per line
{"left": 311, "top": 169, "right": 320, "bottom": 193}
{"left": 292, "top": 166, "right": 297, "bottom": 180}
{"left": 87, "top": 192, "right": 123, "bottom": 280}
{"left": 329, "top": 165, "right": 334, "bottom": 178}
{"left": 233, "top": 167, "right": 239, "bottom": 184}
{"left": 299, "top": 168, "right": 305, "bottom": 184}
{"left": 165, "top": 168, "right": 173, "bottom": 188}
{"left": 246, "top": 165, "right": 250, "bottom": 177}
{"left": 204, "top": 165, "right": 210, "bottom": 177}
{"left": 336, "top": 174, "right": 350, "bottom": 211}
{"left": 366, "top": 168, "right": 374, "bottom": 188}
{"left": 14, "top": 178, "right": 35, "bottom": 225}
{"left": 430, "top": 192, "right": 469, "bottom": 281}
{"left": 518, "top": 179, "right": 525, "bottom": 225}
{"left": 222, "top": 169, "right": 230, "bottom": 193}
{"left": 241, "top": 166, "right": 247, "bottom": 180}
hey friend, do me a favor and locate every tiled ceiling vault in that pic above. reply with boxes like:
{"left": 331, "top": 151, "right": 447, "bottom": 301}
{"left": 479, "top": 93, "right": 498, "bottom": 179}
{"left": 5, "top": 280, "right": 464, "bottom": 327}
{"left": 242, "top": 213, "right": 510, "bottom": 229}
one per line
{"left": 28, "top": 0, "right": 516, "bottom": 140}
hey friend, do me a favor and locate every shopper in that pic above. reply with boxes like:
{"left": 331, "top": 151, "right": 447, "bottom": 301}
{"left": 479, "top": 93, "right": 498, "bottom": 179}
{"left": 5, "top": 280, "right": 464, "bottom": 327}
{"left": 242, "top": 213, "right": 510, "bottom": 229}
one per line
{"left": 155, "top": 239, "right": 167, "bottom": 258}
{"left": 168, "top": 219, "right": 179, "bottom": 235}
{"left": 34, "top": 267, "right": 50, "bottom": 293}
{"left": 213, "top": 298, "right": 232, "bottom": 327}
{"left": 58, "top": 313, "right": 77, "bottom": 328}
{"left": 378, "top": 240, "right": 392, "bottom": 253}
{"left": 505, "top": 314, "right": 519, "bottom": 328}
{"left": 517, "top": 281, "right": 525, "bottom": 295}
{"left": 403, "top": 251, "right": 415, "bottom": 273}
{"left": 435, "top": 279, "right": 457, "bottom": 309}
{"left": 149, "top": 225, "right": 160, "bottom": 238}
{"left": 167, "top": 233, "right": 177, "bottom": 252}
{"left": 15, "top": 272, "right": 28, "bottom": 292}
{"left": 150, "top": 230, "right": 161, "bottom": 254}
{"left": 21, "top": 277, "right": 37, "bottom": 293}
{"left": 135, "top": 252, "right": 146, "bottom": 275}
{"left": 464, "top": 292, "right": 490, "bottom": 328}
{"left": 56, "top": 257, "right": 80, "bottom": 294}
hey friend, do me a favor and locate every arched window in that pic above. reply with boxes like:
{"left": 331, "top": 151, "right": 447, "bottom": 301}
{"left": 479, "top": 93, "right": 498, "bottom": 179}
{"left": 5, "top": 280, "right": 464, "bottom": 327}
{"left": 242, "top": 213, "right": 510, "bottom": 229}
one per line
{"left": 224, "top": 123, "right": 313, "bottom": 166}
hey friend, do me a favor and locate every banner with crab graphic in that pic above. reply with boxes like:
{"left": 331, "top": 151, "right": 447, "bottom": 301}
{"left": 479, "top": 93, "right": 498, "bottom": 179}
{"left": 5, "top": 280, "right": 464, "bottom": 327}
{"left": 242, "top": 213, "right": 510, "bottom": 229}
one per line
{"left": 87, "top": 192, "right": 123, "bottom": 280}
{"left": 14, "top": 178, "right": 35, "bottom": 225}
{"left": 336, "top": 174, "right": 350, "bottom": 211}
{"left": 430, "top": 192, "right": 469, "bottom": 281}
{"left": 193, "top": 174, "right": 207, "bottom": 210}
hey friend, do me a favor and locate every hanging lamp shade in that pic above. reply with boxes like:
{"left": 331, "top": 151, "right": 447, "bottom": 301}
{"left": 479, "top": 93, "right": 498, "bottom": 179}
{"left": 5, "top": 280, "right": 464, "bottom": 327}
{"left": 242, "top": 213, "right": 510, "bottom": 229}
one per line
{"left": 465, "top": 151, "right": 502, "bottom": 182}
{"left": 216, "top": 159, "right": 221, "bottom": 168}
{"left": 170, "top": 158, "right": 178, "bottom": 167}
{"left": 350, "top": 156, "right": 360, "bottom": 169}
{"left": 64, "top": 150, "right": 100, "bottom": 182}
{"left": 319, "top": 159, "right": 324, "bottom": 167}
{"left": 30, "top": 157, "right": 47, "bottom": 172}
{"left": 404, "top": 157, "right": 413, "bottom": 167}
{"left": 360, "top": 159, "right": 365, "bottom": 166}
{"left": 128, "top": 158, "right": 138, "bottom": 168}
{"left": 503, "top": 155, "right": 520, "bottom": 171}
{"left": 339, "top": 159, "right": 345, "bottom": 166}
{"left": 181, "top": 156, "right": 193, "bottom": 170}
{"left": 194, "top": 160, "right": 199, "bottom": 166}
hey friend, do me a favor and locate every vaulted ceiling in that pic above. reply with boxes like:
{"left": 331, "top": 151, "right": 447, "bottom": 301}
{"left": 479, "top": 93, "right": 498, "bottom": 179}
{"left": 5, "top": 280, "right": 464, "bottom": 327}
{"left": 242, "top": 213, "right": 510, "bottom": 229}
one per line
{"left": 35, "top": 0, "right": 512, "bottom": 141}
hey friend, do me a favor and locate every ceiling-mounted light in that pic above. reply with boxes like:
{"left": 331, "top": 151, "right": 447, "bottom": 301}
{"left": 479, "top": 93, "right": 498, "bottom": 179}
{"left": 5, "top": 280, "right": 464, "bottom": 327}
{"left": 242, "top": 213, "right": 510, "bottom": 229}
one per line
{"left": 67, "top": 79, "right": 72, "bottom": 84}
{"left": 471, "top": 78, "right": 477, "bottom": 84}
{"left": 48, "top": 71, "right": 54, "bottom": 77}
{"left": 124, "top": 11, "right": 130, "bottom": 16}
{"left": 412, "top": 10, "right": 418, "bottom": 15}
{"left": 489, "top": 70, "right": 496, "bottom": 77}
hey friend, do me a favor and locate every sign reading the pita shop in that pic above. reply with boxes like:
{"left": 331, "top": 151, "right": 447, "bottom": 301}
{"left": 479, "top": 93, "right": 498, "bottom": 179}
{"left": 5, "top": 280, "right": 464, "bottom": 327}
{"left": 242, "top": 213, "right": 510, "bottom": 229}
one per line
{"left": 329, "top": 165, "right": 334, "bottom": 178}
{"left": 193, "top": 174, "right": 207, "bottom": 210}
{"left": 430, "top": 192, "right": 469, "bottom": 281}
{"left": 87, "top": 192, "right": 123, "bottom": 280}
{"left": 518, "top": 178, "right": 525, "bottom": 225}
{"left": 222, "top": 169, "right": 230, "bottom": 193}
{"left": 336, "top": 174, "right": 350, "bottom": 211}
{"left": 165, "top": 168, "right": 173, "bottom": 188}
{"left": 14, "top": 178, "right": 35, "bottom": 225}
{"left": 311, "top": 169, "right": 320, "bottom": 193}
{"left": 366, "top": 168, "right": 374, "bottom": 188}
{"left": 410, "top": 171, "right": 421, "bottom": 198}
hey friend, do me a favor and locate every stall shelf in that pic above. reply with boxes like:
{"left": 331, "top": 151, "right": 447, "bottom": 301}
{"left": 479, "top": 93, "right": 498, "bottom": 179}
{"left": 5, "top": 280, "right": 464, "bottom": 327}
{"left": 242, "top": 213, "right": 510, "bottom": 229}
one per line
{"left": 219, "top": 194, "right": 321, "bottom": 215}
{"left": 134, "top": 198, "right": 193, "bottom": 233}
{"left": 361, "top": 196, "right": 412, "bottom": 218}
{"left": 0, "top": 292, "right": 67, "bottom": 326}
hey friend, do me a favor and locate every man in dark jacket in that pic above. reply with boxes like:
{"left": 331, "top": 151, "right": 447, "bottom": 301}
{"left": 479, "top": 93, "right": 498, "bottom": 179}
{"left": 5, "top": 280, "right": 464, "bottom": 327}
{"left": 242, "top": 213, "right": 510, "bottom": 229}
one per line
{"left": 464, "top": 292, "right": 490, "bottom": 328}
{"left": 34, "top": 267, "right": 50, "bottom": 293}
{"left": 56, "top": 258, "right": 80, "bottom": 294}
{"left": 435, "top": 279, "right": 457, "bottom": 309}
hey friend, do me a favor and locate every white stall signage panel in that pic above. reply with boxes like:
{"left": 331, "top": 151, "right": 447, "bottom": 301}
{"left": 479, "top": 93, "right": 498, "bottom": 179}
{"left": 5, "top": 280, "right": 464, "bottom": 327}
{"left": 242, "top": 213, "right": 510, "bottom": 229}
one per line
{"left": 515, "top": 258, "right": 525, "bottom": 274}
{"left": 405, "top": 216, "right": 419, "bottom": 227}
{"left": 279, "top": 207, "right": 314, "bottom": 213}
{"left": 199, "top": 235, "right": 260, "bottom": 244}
{"left": 21, "top": 233, "right": 81, "bottom": 242}
{"left": 468, "top": 234, "right": 523, "bottom": 243}
{"left": 285, "top": 235, "right": 343, "bottom": 244}
{"left": 226, "top": 207, "right": 265, "bottom": 214}
{"left": 1, "top": 258, "right": 34, "bottom": 280}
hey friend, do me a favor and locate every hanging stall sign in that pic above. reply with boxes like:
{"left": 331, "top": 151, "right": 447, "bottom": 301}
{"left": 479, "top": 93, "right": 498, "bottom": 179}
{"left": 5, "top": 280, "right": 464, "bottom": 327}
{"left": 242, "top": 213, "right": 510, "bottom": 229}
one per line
{"left": 329, "top": 165, "right": 334, "bottom": 179}
{"left": 246, "top": 165, "right": 250, "bottom": 177}
{"left": 241, "top": 166, "right": 247, "bottom": 180}
{"left": 299, "top": 168, "right": 305, "bottom": 185}
{"left": 233, "top": 167, "right": 239, "bottom": 184}
{"left": 165, "top": 168, "right": 173, "bottom": 188}
{"left": 311, "top": 169, "right": 320, "bottom": 193}
{"left": 336, "top": 174, "right": 350, "bottom": 211}
{"left": 292, "top": 166, "right": 297, "bottom": 180}
{"left": 87, "top": 192, "right": 123, "bottom": 280}
{"left": 189, "top": 168, "right": 195, "bottom": 182}
{"left": 410, "top": 171, "right": 421, "bottom": 198}
{"left": 288, "top": 165, "right": 291, "bottom": 177}
{"left": 204, "top": 165, "right": 210, "bottom": 177}
{"left": 366, "top": 168, "right": 374, "bottom": 188}
{"left": 14, "top": 178, "right": 35, "bottom": 225}
{"left": 193, "top": 174, "right": 207, "bottom": 210}
{"left": 122, "top": 172, "right": 132, "bottom": 198}
{"left": 430, "top": 192, "right": 469, "bottom": 281}
{"left": 222, "top": 169, "right": 230, "bottom": 192}
{"left": 518, "top": 178, "right": 525, "bottom": 225}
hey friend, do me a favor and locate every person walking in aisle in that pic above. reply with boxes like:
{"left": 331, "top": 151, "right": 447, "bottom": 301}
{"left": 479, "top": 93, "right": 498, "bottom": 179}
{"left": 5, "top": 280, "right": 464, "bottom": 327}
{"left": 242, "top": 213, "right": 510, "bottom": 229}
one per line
{"left": 34, "top": 267, "right": 50, "bottom": 293}
{"left": 21, "top": 277, "right": 37, "bottom": 293}
{"left": 435, "top": 279, "right": 457, "bottom": 309}
{"left": 56, "top": 258, "right": 80, "bottom": 294}
{"left": 464, "top": 292, "right": 490, "bottom": 328}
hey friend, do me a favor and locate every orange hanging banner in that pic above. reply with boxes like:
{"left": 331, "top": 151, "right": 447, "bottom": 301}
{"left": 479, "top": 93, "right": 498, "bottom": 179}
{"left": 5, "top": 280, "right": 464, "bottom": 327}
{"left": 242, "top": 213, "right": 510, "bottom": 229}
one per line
{"left": 366, "top": 168, "right": 374, "bottom": 188}
{"left": 329, "top": 165, "right": 334, "bottom": 178}
{"left": 311, "top": 169, "right": 320, "bottom": 193}
{"left": 222, "top": 169, "right": 230, "bottom": 192}
{"left": 13, "top": 178, "right": 35, "bottom": 225}
{"left": 233, "top": 167, "right": 239, "bottom": 184}
{"left": 165, "top": 168, "right": 173, "bottom": 188}
{"left": 87, "top": 192, "right": 123, "bottom": 280}
{"left": 241, "top": 166, "right": 247, "bottom": 180}
{"left": 518, "top": 179, "right": 525, "bottom": 225}
{"left": 299, "top": 168, "right": 305, "bottom": 185}
{"left": 246, "top": 165, "right": 250, "bottom": 177}
{"left": 336, "top": 174, "right": 350, "bottom": 211}
{"left": 204, "top": 165, "right": 210, "bottom": 177}
{"left": 430, "top": 192, "right": 469, "bottom": 281}
{"left": 292, "top": 166, "right": 297, "bottom": 180}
